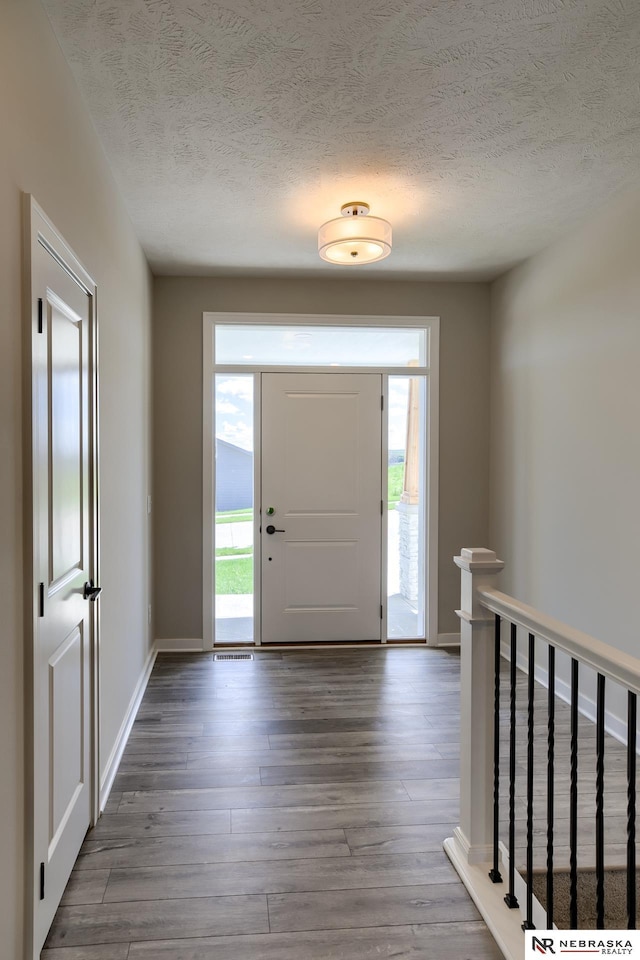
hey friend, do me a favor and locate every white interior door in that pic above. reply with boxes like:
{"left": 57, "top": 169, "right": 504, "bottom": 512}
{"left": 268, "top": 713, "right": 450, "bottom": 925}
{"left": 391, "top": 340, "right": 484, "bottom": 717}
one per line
{"left": 31, "top": 221, "right": 95, "bottom": 954}
{"left": 261, "top": 373, "right": 382, "bottom": 643}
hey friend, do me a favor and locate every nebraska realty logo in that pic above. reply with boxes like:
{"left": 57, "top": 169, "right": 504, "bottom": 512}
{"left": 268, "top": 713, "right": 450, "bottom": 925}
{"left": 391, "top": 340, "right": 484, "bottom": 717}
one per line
{"left": 525, "top": 932, "right": 640, "bottom": 957}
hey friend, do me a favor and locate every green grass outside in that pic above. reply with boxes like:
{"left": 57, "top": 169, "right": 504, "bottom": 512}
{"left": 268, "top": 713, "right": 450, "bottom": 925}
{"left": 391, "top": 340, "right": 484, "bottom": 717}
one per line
{"left": 216, "top": 545, "right": 253, "bottom": 557}
{"left": 215, "top": 508, "right": 253, "bottom": 525}
{"left": 388, "top": 462, "right": 404, "bottom": 509}
{"left": 215, "top": 556, "right": 253, "bottom": 594}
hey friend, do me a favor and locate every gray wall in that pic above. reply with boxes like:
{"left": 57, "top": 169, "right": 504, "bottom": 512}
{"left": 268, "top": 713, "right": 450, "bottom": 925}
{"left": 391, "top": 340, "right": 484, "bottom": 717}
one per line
{"left": 153, "top": 276, "right": 491, "bottom": 641}
{"left": 0, "top": 2, "right": 152, "bottom": 953}
{"left": 490, "top": 184, "right": 640, "bottom": 720}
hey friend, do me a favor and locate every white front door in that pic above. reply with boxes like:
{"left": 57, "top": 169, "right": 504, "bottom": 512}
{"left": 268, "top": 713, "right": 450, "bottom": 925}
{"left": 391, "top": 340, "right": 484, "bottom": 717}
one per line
{"left": 31, "top": 221, "right": 95, "bottom": 954}
{"left": 261, "top": 373, "right": 382, "bottom": 643}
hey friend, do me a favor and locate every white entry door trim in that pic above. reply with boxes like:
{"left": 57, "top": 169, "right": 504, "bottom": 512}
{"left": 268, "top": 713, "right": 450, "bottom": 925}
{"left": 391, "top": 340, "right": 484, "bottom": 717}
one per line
{"left": 202, "top": 312, "right": 439, "bottom": 648}
{"left": 24, "top": 197, "right": 99, "bottom": 960}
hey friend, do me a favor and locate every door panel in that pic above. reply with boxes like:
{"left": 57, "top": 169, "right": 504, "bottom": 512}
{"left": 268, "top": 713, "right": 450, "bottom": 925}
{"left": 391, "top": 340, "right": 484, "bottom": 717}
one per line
{"left": 33, "top": 235, "right": 93, "bottom": 953}
{"left": 49, "top": 294, "right": 84, "bottom": 583}
{"left": 49, "top": 625, "right": 84, "bottom": 847}
{"left": 261, "top": 373, "right": 382, "bottom": 643}
{"left": 281, "top": 391, "right": 359, "bottom": 514}
{"left": 283, "top": 539, "right": 359, "bottom": 609}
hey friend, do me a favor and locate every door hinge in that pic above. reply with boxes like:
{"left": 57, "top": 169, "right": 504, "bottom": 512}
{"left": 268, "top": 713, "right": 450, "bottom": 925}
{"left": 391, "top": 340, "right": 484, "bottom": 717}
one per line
{"left": 380, "top": 604, "right": 384, "bottom": 619}
{"left": 37, "top": 298, "right": 43, "bottom": 334}
{"left": 40, "top": 862, "right": 45, "bottom": 900}
{"left": 38, "top": 582, "right": 44, "bottom": 618}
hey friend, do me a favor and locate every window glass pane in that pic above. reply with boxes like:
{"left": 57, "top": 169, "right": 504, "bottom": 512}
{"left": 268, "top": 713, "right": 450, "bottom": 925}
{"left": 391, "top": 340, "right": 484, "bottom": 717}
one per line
{"left": 215, "top": 324, "right": 426, "bottom": 367}
{"left": 214, "top": 375, "right": 254, "bottom": 643}
{"left": 387, "top": 375, "right": 426, "bottom": 639}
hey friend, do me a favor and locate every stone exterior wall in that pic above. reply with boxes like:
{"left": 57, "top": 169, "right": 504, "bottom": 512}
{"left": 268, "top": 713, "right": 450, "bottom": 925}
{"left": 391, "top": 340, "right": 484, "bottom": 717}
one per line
{"left": 398, "top": 501, "right": 420, "bottom": 606}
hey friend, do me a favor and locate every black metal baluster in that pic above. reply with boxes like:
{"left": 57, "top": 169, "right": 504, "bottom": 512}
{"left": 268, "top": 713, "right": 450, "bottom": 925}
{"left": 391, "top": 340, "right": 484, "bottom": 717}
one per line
{"left": 505, "top": 622, "right": 519, "bottom": 908}
{"left": 627, "top": 691, "right": 637, "bottom": 930}
{"left": 595, "top": 673, "right": 606, "bottom": 929}
{"left": 569, "top": 658, "right": 579, "bottom": 929}
{"left": 490, "top": 613, "right": 503, "bottom": 883}
{"left": 522, "top": 632, "right": 535, "bottom": 929}
{"left": 546, "top": 645, "right": 555, "bottom": 930}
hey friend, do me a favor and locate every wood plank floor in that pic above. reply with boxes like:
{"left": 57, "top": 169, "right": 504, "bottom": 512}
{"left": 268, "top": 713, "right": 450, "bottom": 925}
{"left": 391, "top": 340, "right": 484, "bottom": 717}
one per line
{"left": 42, "top": 647, "right": 503, "bottom": 959}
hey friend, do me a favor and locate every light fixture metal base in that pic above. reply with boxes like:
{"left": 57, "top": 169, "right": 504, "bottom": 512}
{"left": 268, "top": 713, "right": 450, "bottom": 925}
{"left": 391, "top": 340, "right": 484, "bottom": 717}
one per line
{"left": 340, "top": 202, "right": 370, "bottom": 217}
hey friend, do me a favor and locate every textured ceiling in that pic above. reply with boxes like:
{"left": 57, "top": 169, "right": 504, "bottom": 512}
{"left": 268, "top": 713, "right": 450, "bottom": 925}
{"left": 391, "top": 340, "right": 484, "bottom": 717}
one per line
{"left": 42, "top": 0, "right": 640, "bottom": 279}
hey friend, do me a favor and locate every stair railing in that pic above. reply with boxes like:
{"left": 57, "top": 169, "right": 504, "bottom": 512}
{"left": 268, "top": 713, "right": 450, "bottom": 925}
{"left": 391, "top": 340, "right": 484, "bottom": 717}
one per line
{"left": 444, "top": 548, "right": 640, "bottom": 960}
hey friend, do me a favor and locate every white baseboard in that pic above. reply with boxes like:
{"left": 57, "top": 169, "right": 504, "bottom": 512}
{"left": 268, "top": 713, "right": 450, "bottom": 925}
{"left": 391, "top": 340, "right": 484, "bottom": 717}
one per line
{"left": 443, "top": 835, "right": 526, "bottom": 960}
{"left": 155, "top": 637, "right": 205, "bottom": 652}
{"left": 156, "top": 637, "right": 461, "bottom": 652}
{"left": 99, "top": 643, "right": 157, "bottom": 811}
{"left": 498, "top": 841, "right": 551, "bottom": 931}
{"left": 434, "top": 632, "right": 461, "bottom": 647}
{"left": 445, "top": 834, "right": 550, "bottom": 958}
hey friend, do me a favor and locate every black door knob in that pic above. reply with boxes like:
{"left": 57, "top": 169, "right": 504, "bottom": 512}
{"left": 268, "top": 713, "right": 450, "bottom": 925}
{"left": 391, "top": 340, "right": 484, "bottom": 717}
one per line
{"left": 265, "top": 525, "right": 285, "bottom": 534}
{"left": 83, "top": 581, "right": 102, "bottom": 601}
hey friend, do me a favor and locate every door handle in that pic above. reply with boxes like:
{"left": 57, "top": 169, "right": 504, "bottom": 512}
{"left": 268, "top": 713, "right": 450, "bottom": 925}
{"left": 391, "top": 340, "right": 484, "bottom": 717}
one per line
{"left": 83, "top": 581, "right": 102, "bottom": 601}
{"left": 265, "top": 525, "right": 285, "bottom": 535}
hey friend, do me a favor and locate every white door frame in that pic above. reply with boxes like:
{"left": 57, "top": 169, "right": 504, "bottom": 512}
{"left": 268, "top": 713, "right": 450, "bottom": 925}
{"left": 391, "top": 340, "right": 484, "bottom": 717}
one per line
{"left": 23, "top": 196, "right": 100, "bottom": 959}
{"left": 202, "top": 312, "right": 439, "bottom": 648}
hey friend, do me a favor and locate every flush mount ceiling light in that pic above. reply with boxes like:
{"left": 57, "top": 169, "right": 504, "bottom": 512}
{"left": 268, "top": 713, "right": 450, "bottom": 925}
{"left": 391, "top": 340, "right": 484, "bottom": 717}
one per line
{"left": 318, "top": 202, "right": 392, "bottom": 265}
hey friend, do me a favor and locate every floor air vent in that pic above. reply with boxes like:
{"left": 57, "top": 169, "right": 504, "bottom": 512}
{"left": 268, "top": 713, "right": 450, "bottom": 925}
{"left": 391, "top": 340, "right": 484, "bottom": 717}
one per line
{"left": 213, "top": 653, "right": 254, "bottom": 661}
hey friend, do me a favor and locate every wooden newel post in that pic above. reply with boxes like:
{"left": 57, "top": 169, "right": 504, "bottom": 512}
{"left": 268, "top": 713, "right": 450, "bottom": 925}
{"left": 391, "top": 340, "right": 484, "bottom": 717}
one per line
{"left": 451, "top": 548, "right": 504, "bottom": 865}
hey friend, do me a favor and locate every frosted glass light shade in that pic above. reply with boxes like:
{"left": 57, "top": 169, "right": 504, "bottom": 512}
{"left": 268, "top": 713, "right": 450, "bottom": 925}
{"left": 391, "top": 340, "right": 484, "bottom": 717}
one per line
{"left": 318, "top": 214, "right": 392, "bottom": 264}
